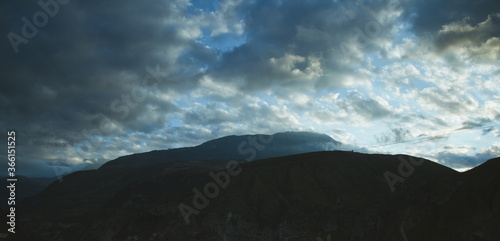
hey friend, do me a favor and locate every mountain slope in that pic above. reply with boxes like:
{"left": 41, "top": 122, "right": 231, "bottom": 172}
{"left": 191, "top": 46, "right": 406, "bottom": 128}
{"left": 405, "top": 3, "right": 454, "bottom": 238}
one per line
{"left": 0, "top": 175, "right": 56, "bottom": 209}
{"left": 17, "top": 151, "right": 475, "bottom": 241}
{"left": 96, "top": 131, "right": 341, "bottom": 169}
{"left": 19, "top": 131, "right": 340, "bottom": 220}
{"left": 11, "top": 131, "right": 339, "bottom": 214}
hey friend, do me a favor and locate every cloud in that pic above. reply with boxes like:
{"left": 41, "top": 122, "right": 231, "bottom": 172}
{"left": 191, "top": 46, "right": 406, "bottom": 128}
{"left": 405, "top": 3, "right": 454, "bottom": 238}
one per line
{"left": 269, "top": 54, "right": 323, "bottom": 80}
{"left": 482, "top": 127, "right": 497, "bottom": 135}
{"left": 1, "top": 0, "right": 500, "bottom": 176}
{"left": 1, "top": 0, "right": 204, "bottom": 175}
{"left": 375, "top": 127, "right": 412, "bottom": 144}
{"left": 458, "top": 118, "right": 498, "bottom": 132}
{"left": 433, "top": 13, "right": 500, "bottom": 64}
{"left": 183, "top": 102, "right": 237, "bottom": 125}
{"left": 404, "top": 0, "right": 500, "bottom": 36}
{"left": 380, "top": 62, "right": 421, "bottom": 91}
{"left": 209, "top": 0, "right": 404, "bottom": 93}
{"left": 328, "top": 129, "right": 357, "bottom": 145}
{"left": 335, "top": 91, "right": 397, "bottom": 121}
{"left": 437, "top": 143, "right": 500, "bottom": 169}
{"left": 309, "top": 90, "right": 400, "bottom": 128}
{"left": 415, "top": 87, "right": 478, "bottom": 114}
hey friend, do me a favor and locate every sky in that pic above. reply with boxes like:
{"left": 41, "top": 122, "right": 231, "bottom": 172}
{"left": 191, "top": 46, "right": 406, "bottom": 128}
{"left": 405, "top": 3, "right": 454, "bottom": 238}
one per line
{"left": 1, "top": 0, "right": 500, "bottom": 177}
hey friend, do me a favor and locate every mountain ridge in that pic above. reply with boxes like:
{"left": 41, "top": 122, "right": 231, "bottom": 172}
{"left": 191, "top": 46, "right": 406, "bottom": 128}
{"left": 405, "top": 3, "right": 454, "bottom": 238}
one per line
{"left": 14, "top": 150, "right": 498, "bottom": 241}
{"left": 6, "top": 132, "right": 499, "bottom": 240}
{"left": 97, "top": 131, "right": 342, "bottom": 169}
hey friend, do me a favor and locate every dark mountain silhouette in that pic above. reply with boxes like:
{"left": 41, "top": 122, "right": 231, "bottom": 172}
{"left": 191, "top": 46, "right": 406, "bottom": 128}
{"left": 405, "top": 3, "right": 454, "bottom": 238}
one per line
{"left": 404, "top": 157, "right": 500, "bottom": 240}
{"left": 1, "top": 131, "right": 338, "bottom": 207}
{"left": 0, "top": 175, "right": 56, "bottom": 209}
{"left": 15, "top": 154, "right": 499, "bottom": 240}
{"left": 84, "top": 131, "right": 341, "bottom": 170}
{"left": 10, "top": 133, "right": 499, "bottom": 240}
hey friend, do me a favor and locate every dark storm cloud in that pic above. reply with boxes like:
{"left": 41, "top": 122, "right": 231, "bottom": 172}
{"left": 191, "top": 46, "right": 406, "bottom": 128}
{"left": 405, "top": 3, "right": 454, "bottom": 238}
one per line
{"left": 210, "top": 0, "right": 405, "bottom": 92}
{"left": 1, "top": 0, "right": 404, "bottom": 144}
{"left": 403, "top": 0, "right": 500, "bottom": 62}
{"left": 434, "top": 13, "right": 500, "bottom": 55}
{"left": 2, "top": 0, "right": 178, "bottom": 136}
{"left": 0, "top": 0, "right": 401, "bottom": 142}
{"left": 1, "top": 0, "right": 201, "bottom": 129}
{"left": 1, "top": 0, "right": 204, "bottom": 175}
{"left": 404, "top": 0, "right": 500, "bottom": 36}
{"left": 440, "top": 13, "right": 498, "bottom": 39}
{"left": 3, "top": 0, "right": 496, "bottom": 176}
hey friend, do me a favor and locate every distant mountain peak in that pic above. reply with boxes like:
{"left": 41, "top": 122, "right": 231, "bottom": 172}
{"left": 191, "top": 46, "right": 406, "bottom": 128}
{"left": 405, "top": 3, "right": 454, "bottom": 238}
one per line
{"left": 198, "top": 131, "right": 341, "bottom": 149}
{"left": 96, "top": 131, "right": 342, "bottom": 169}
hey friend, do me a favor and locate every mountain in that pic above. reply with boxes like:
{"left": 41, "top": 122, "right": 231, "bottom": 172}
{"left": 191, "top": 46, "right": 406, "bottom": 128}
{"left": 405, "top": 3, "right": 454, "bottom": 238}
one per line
{"left": 0, "top": 175, "right": 56, "bottom": 209}
{"left": 10, "top": 131, "right": 338, "bottom": 206}
{"left": 383, "top": 156, "right": 500, "bottom": 241}
{"left": 16, "top": 150, "right": 500, "bottom": 241}
{"left": 84, "top": 131, "right": 341, "bottom": 170}
{"left": 11, "top": 133, "right": 499, "bottom": 240}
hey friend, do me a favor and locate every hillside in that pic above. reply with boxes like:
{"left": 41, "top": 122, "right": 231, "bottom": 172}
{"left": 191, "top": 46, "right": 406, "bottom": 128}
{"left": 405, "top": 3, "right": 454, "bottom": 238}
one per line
{"left": 15, "top": 151, "right": 497, "bottom": 241}
{"left": 0, "top": 176, "right": 56, "bottom": 209}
